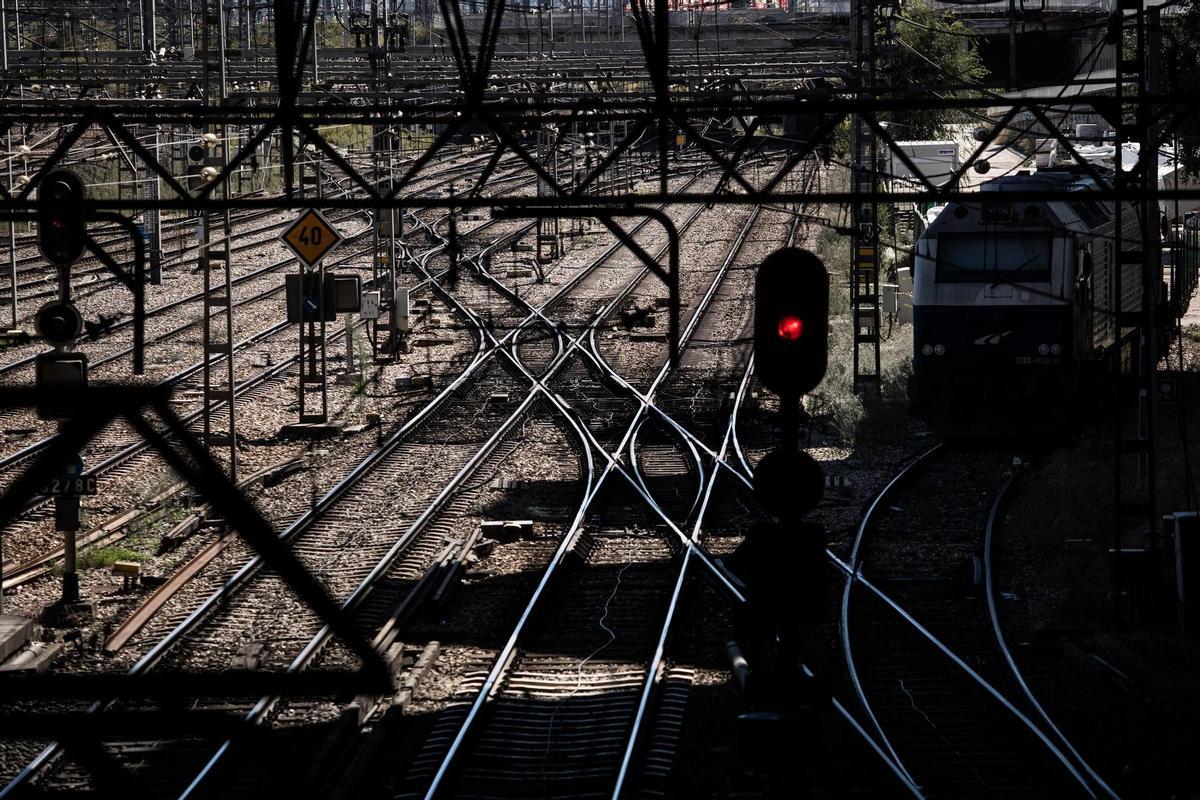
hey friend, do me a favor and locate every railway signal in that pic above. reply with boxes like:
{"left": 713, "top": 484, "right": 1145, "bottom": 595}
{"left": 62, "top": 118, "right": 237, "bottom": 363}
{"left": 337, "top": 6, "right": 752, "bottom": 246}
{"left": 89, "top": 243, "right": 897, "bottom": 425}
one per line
{"left": 753, "top": 446, "right": 823, "bottom": 519}
{"left": 31, "top": 172, "right": 95, "bottom": 618}
{"left": 37, "top": 169, "right": 86, "bottom": 267}
{"left": 754, "top": 247, "right": 828, "bottom": 400}
{"left": 186, "top": 142, "right": 207, "bottom": 192}
{"left": 34, "top": 301, "right": 83, "bottom": 346}
{"left": 728, "top": 246, "right": 830, "bottom": 726}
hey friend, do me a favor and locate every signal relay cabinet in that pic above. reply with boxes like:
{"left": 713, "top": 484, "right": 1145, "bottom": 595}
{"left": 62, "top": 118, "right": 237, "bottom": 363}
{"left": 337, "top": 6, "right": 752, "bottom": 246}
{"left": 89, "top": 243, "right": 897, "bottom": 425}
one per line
{"left": 285, "top": 273, "right": 362, "bottom": 323}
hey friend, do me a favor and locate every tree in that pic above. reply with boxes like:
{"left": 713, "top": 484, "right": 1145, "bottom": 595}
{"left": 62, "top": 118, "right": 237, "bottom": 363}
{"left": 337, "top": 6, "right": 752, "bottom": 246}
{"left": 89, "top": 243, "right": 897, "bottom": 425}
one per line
{"left": 885, "top": 0, "right": 988, "bottom": 140}
{"left": 1169, "top": 0, "right": 1200, "bottom": 176}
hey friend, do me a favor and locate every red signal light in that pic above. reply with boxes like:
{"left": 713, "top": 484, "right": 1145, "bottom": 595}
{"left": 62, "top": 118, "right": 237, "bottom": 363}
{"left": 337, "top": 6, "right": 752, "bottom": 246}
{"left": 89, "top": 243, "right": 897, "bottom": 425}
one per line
{"left": 777, "top": 315, "right": 803, "bottom": 341}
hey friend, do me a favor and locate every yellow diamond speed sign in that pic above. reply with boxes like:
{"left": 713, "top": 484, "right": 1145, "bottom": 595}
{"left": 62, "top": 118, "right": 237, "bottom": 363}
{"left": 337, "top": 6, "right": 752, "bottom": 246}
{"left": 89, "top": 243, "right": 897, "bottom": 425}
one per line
{"left": 283, "top": 209, "right": 342, "bottom": 267}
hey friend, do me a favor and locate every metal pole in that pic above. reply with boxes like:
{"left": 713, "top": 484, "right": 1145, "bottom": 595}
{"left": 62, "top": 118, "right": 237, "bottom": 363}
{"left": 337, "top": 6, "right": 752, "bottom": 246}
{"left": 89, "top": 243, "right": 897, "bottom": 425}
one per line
{"left": 311, "top": 11, "right": 319, "bottom": 84}
{"left": 218, "top": 0, "right": 237, "bottom": 482}
{"left": 1008, "top": 0, "right": 1016, "bottom": 87}
{"left": 1, "top": 0, "right": 8, "bottom": 71}
{"left": 146, "top": 125, "right": 162, "bottom": 283}
{"left": 142, "top": 0, "right": 156, "bottom": 58}
{"left": 6, "top": 128, "right": 16, "bottom": 330}
{"left": 61, "top": 496, "right": 79, "bottom": 603}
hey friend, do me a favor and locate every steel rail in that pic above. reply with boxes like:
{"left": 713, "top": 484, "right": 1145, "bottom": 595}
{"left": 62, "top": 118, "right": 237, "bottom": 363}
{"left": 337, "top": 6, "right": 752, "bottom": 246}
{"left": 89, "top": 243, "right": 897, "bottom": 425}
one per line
{"left": 128, "top": 163, "right": 647, "bottom": 677}
{"left": 120, "top": 217, "right": 525, "bottom": 675}
{"left": 837, "top": 448, "right": 1099, "bottom": 796}
{"left": 174, "top": 151, "right": 763, "bottom": 800}
{"left": 409, "top": 170, "right": 745, "bottom": 596}
{"left": 613, "top": 299, "right": 925, "bottom": 800}
{"left": 624, "top": 411, "right": 707, "bottom": 524}
{"left": 430, "top": 183, "right": 751, "bottom": 590}
{"left": 0, "top": 230, "right": 499, "bottom": 800}
{"left": 838, "top": 445, "right": 942, "bottom": 789}
{"left": 4, "top": 162, "right": 701, "bottom": 797}
{"left": 565, "top": 148, "right": 818, "bottom": 485}
{"left": 173, "top": 154, "right": 713, "bottom": 794}
{"left": 414, "top": 181, "right": 767, "bottom": 799}
{"left": 721, "top": 367, "right": 1094, "bottom": 795}
{"left": 98, "top": 455, "right": 306, "bottom": 653}
{"left": 714, "top": 332, "right": 925, "bottom": 799}
{"left": 403, "top": 161, "right": 718, "bottom": 371}
{"left": 611, "top": 204, "right": 782, "bottom": 799}
{"left": 0, "top": 189, "right": 536, "bottom": 796}
{"left": 619, "top": 204, "right": 768, "bottom": 528}
{"left": 983, "top": 471, "right": 1122, "bottom": 800}
{"left": 403, "top": 161, "right": 754, "bottom": 553}
{"left": 179, "top": 378, "right": 598, "bottom": 799}
{"left": 173, "top": 166, "right": 675, "bottom": 798}
{"left": 453, "top": 167, "right": 772, "bottom": 486}
{"left": 12, "top": 174, "right": 544, "bottom": 794}
{"left": 605, "top": 174, "right": 911, "bottom": 799}
{"left": 591, "top": 207, "right": 771, "bottom": 492}
{"left": 0, "top": 155, "right": 537, "bottom": 480}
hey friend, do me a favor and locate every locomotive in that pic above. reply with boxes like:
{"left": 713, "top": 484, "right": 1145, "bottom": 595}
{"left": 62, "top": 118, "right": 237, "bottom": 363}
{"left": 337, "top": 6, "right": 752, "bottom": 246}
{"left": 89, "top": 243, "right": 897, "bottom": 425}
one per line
{"left": 908, "top": 169, "right": 1199, "bottom": 436}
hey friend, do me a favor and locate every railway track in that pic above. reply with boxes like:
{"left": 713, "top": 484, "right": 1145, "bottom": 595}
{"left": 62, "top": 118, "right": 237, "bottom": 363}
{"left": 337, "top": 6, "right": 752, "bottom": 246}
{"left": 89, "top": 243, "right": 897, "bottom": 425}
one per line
{"left": 982, "top": 468, "right": 1119, "bottom": 800}
{"left": 0, "top": 150, "right": 517, "bottom": 374}
{"left": 4, "top": 154, "right": 917, "bottom": 800}
{"left": 0, "top": 149, "right": 547, "bottom": 476}
{"left": 0, "top": 182, "right": 538, "bottom": 588}
{"left": 42, "top": 163, "right": 725, "bottom": 795}
{"left": 4, "top": 155, "right": 859, "bottom": 800}
{"left": 385, "top": 167, "right": 791, "bottom": 798}
{"left": 0, "top": 252, "right": 505, "bottom": 797}
{"left": 161, "top": 163, "right": 728, "bottom": 797}
{"left": 839, "top": 445, "right": 1112, "bottom": 799}
{"left": 0, "top": 139, "right": 605, "bottom": 571}
{"left": 0, "top": 155, "right": 687, "bottom": 795}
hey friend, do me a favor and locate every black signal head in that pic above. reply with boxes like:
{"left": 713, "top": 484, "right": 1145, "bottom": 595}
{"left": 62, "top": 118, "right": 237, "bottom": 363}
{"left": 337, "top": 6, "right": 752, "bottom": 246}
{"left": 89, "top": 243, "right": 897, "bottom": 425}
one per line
{"left": 37, "top": 169, "right": 86, "bottom": 266}
{"left": 753, "top": 446, "right": 824, "bottom": 519}
{"left": 35, "top": 301, "right": 83, "bottom": 345}
{"left": 754, "top": 248, "right": 828, "bottom": 398}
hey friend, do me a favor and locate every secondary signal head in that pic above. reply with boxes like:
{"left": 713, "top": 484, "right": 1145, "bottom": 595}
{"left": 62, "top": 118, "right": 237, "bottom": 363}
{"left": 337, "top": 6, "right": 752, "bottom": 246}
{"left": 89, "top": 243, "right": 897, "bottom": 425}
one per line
{"left": 754, "top": 248, "right": 828, "bottom": 398}
{"left": 35, "top": 301, "right": 83, "bottom": 345}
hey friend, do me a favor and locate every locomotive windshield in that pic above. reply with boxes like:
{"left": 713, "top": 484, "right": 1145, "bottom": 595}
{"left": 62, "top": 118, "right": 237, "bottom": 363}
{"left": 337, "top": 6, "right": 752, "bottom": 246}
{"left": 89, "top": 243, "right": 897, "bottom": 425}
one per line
{"left": 935, "top": 234, "right": 1052, "bottom": 283}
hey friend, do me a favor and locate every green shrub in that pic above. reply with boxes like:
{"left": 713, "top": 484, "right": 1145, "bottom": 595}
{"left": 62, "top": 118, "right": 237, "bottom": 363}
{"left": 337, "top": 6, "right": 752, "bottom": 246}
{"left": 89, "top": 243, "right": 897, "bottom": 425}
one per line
{"left": 76, "top": 546, "right": 147, "bottom": 571}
